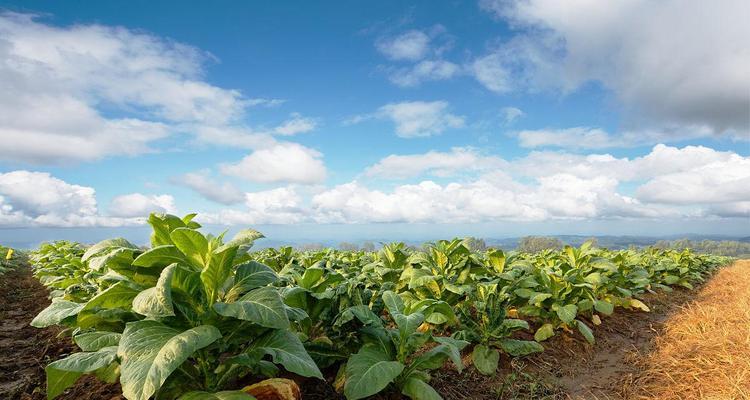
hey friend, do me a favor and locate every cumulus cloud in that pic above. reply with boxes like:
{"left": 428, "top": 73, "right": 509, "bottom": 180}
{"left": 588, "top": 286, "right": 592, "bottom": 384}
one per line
{"left": 375, "top": 101, "right": 465, "bottom": 138}
{"left": 173, "top": 170, "right": 245, "bottom": 205}
{"left": 0, "top": 170, "right": 97, "bottom": 222}
{"left": 0, "top": 170, "right": 147, "bottom": 227}
{"left": 273, "top": 113, "right": 317, "bottom": 136}
{"left": 206, "top": 187, "right": 308, "bottom": 225}
{"left": 500, "top": 107, "right": 524, "bottom": 125}
{"left": 476, "top": 0, "right": 750, "bottom": 136}
{"left": 517, "top": 127, "right": 619, "bottom": 149}
{"left": 471, "top": 51, "right": 514, "bottom": 93}
{"left": 375, "top": 25, "right": 460, "bottom": 87}
{"left": 310, "top": 174, "right": 663, "bottom": 224}
{"left": 375, "top": 30, "right": 432, "bottom": 61}
{"left": 388, "top": 60, "right": 461, "bottom": 87}
{"left": 515, "top": 125, "right": 720, "bottom": 149}
{"left": 636, "top": 156, "right": 750, "bottom": 205}
{"left": 246, "top": 98, "right": 286, "bottom": 107}
{"left": 220, "top": 143, "right": 327, "bottom": 184}
{"left": 0, "top": 12, "right": 317, "bottom": 165}
{"left": 364, "top": 147, "right": 507, "bottom": 179}
{"left": 109, "top": 193, "right": 176, "bottom": 218}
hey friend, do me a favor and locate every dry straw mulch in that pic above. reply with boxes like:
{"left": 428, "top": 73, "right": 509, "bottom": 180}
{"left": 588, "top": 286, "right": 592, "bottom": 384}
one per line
{"left": 634, "top": 260, "right": 750, "bottom": 400}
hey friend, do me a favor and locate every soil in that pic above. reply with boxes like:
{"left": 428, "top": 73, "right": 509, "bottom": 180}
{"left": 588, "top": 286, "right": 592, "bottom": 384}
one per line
{"left": 0, "top": 266, "right": 124, "bottom": 400}
{"left": 0, "top": 263, "right": 726, "bottom": 400}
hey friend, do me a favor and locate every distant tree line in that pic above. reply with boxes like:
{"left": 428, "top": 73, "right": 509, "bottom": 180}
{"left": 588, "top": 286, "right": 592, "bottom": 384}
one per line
{"left": 653, "top": 239, "right": 750, "bottom": 258}
{"left": 309, "top": 237, "right": 750, "bottom": 259}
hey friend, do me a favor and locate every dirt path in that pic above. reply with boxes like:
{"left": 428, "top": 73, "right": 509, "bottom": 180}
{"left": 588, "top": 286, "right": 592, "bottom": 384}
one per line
{"left": 0, "top": 266, "right": 123, "bottom": 400}
{"left": 633, "top": 260, "right": 750, "bottom": 400}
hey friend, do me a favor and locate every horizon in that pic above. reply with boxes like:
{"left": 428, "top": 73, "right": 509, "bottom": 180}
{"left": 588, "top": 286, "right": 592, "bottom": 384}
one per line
{"left": 0, "top": 1, "right": 748, "bottom": 244}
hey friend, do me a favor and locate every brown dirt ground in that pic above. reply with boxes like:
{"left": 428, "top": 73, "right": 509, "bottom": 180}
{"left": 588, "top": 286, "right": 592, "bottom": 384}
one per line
{"left": 0, "top": 266, "right": 123, "bottom": 400}
{"left": 3, "top": 261, "right": 747, "bottom": 400}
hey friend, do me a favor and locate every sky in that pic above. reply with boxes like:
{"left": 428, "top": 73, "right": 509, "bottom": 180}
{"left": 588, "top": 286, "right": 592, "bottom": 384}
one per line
{"left": 0, "top": 0, "right": 748, "bottom": 246}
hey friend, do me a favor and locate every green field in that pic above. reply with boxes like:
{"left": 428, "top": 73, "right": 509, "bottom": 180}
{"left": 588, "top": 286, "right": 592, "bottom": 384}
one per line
{"left": 11, "top": 213, "right": 731, "bottom": 400}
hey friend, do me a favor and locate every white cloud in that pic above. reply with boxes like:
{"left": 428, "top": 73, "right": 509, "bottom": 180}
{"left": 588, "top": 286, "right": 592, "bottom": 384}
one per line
{"left": 202, "top": 187, "right": 308, "bottom": 225}
{"left": 477, "top": 0, "right": 750, "bottom": 136}
{"left": 174, "top": 170, "right": 244, "bottom": 205}
{"left": 273, "top": 113, "right": 317, "bottom": 136}
{"left": 500, "top": 107, "right": 524, "bottom": 124}
{"left": 109, "top": 193, "right": 176, "bottom": 218}
{"left": 220, "top": 143, "right": 327, "bottom": 184}
{"left": 471, "top": 52, "right": 513, "bottom": 93}
{"left": 515, "top": 144, "right": 742, "bottom": 182}
{"left": 388, "top": 60, "right": 461, "bottom": 87}
{"left": 0, "top": 12, "right": 304, "bottom": 164}
{"left": 515, "top": 125, "right": 719, "bottom": 149}
{"left": 365, "top": 147, "right": 507, "bottom": 179}
{"left": 636, "top": 156, "right": 750, "bottom": 205}
{"left": 517, "top": 127, "right": 618, "bottom": 149}
{"left": 0, "top": 170, "right": 97, "bottom": 221}
{"left": 377, "top": 101, "right": 465, "bottom": 138}
{"left": 310, "top": 173, "right": 662, "bottom": 224}
{"left": 246, "top": 98, "right": 286, "bottom": 107}
{"left": 375, "top": 30, "right": 431, "bottom": 61}
{"left": 0, "top": 170, "right": 144, "bottom": 227}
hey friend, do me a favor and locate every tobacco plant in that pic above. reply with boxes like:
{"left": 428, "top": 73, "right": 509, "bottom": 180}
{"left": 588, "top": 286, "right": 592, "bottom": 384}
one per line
{"left": 31, "top": 213, "right": 322, "bottom": 400}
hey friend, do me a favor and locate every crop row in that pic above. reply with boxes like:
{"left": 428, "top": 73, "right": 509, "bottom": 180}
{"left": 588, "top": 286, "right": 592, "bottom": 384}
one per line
{"left": 1, "top": 244, "right": 24, "bottom": 275}
{"left": 28, "top": 213, "right": 731, "bottom": 400}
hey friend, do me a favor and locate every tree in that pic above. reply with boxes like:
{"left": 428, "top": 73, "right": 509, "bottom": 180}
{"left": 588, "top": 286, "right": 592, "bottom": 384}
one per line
{"left": 517, "top": 236, "right": 564, "bottom": 253}
{"left": 338, "top": 242, "right": 359, "bottom": 251}
{"left": 465, "top": 237, "right": 488, "bottom": 252}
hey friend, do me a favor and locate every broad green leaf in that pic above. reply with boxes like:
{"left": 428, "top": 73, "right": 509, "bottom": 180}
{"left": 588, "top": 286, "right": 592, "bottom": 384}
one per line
{"left": 401, "top": 377, "right": 442, "bottom": 400}
{"left": 300, "top": 267, "right": 324, "bottom": 289}
{"left": 46, "top": 346, "right": 118, "bottom": 399}
{"left": 77, "top": 282, "right": 140, "bottom": 329}
{"left": 215, "top": 229, "right": 265, "bottom": 253}
{"left": 234, "top": 261, "right": 277, "bottom": 291}
{"left": 433, "top": 336, "right": 468, "bottom": 371}
{"left": 118, "top": 321, "right": 221, "bottom": 400}
{"left": 202, "top": 246, "right": 239, "bottom": 305}
{"left": 499, "top": 339, "right": 544, "bottom": 357}
{"left": 576, "top": 320, "right": 595, "bottom": 344}
{"left": 594, "top": 300, "right": 614, "bottom": 316}
{"left": 249, "top": 329, "right": 323, "bottom": 379}
{"left": 382, "top": 290, "right": 405, "bottom": 315}
{"left": 74, "top": 331, "right": 122, "bottom": 351}
{"left": 148, "top": 213, "right": 187, "bottom": 247}
{"left": 344, "top": 344, "right": 404, "bottom": 400}
{"left": 534, "top": 323, "right": 555, "bottom": 342}
{"left": 179, "top": 391, "right": 255, "bottom": 400}
{"left": 394, "top": 312, "right": 424, "bottom": 339}
{"left": 31, "top": 299, "right": 84, "bottom": 328}
{"left": 410, "top": 337, "right": 467, "bottom": 373}
{"left": 471, "top": 344, "right": 499, "bottom": 375}
{"left": 170, "top": 228, "right": 209, "bottom": 268}
{"left": 514, "top": 288, "right": 535, "bottom": 298}
{"left": 584, "top": 272, "right": 603, "bottom": 285}
{"left": 82, "top": 238, "right": 136, "bottom": 262}
{"left": 555, "top": 304, "right": 578, "bottom": 324}
{"left": 529, "top": 292, "right": 552, "bottom": 306}
{"left": 214, "top": 287, "right": 290, "bottom": 329}
{"left": 337, "top": 305, "right": 383, "bottom": 328}
{"left": 132, "top": 264, "right": 176, "bottom": 318}
{"left": 87, "top": 247, "right": 137, "bottom": 272}
{"left": 501, "top": 319, "right": 530, "bottom": 331}
{"left": 132, "top": 245, "right": 186, "bottom": 268}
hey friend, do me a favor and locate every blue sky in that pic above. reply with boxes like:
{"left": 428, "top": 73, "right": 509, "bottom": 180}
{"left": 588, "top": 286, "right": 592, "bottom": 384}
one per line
{"left": 0, "top": 0, "right": 748, "bottom": 246}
